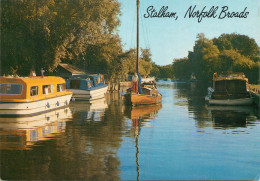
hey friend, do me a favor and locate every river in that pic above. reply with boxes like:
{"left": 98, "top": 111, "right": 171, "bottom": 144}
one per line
{"left": 0, "top": 80, "right": 259, "bottom": 180}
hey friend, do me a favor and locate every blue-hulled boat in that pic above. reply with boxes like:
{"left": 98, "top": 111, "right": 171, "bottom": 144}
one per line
{"left": 66, "top": 74, "right": 108, "bottom": 101}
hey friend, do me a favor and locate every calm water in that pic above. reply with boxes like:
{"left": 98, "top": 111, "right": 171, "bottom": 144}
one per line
{"left": 1, "top": 81, "right": 259, "bottom": 180}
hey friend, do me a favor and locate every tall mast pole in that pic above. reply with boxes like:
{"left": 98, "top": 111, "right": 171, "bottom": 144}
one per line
{"left": 136, "top": 0, "right": 139, "bottom": 74}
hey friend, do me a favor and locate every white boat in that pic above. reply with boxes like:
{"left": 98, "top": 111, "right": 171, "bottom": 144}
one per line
{"left": 66, "top": 74, "right": 108, "bottom": 101}
{"left": 205, "top": 72, "right": 254, "bottom": 106}
{"left": 141, "top": 76, "right": 156, "bottom": 83}
{"left": 0, "top": 76, "right": 73, "bottom": 117}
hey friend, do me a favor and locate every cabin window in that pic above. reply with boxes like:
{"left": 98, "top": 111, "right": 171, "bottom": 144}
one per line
{"left": 0, "top": 83, "right": 23, "bottom": 95}
{"left": 57, "top": 84, "right": 66, "bottom": 92}
{"left": 70, "top": 80, "right": 81, "bottom": 89}
{"left": 30, "top": 86, "right": 38, "bottom": 96}
{"left": 94, "top": 79, "right": 98, "bottom": 85}
{"left": 42, "top": 84, "right": 54, "bottom": 95}
{"left": 87, "top": 81, "right": 92, "bottom": 88}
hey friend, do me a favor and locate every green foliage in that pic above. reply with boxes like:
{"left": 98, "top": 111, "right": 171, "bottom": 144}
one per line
{"left": 150, "top": 63, "right": 160, "bottom": 77}
{"left": 213, "top": 33, "right": 259, "bottom": 59}
{"left": 140, "top": 48, "right": 152, "bottom": 62}
{"left": 173, "top": 58, "right": 191, "bottom": 80}
{"left": 139, "top": 59, "right": 152, "bottom": 75}
{"left": 186, "top": 33, "right": 259, "bottom": 83}
{"left": 1, "top": 0, "right": 121, "bottom": 76}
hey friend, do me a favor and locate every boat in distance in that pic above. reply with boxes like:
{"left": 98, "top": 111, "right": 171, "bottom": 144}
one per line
{"left": 0, "top": 76, "right": 72, "bottom": 117}
{"left": 66, "top": 74, "right": 108, "bottom": 101}
{"left": 205, "top": 72, "right": 254, "bottom": 106}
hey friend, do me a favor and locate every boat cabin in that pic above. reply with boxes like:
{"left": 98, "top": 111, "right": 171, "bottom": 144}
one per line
{"left": 211, "top": 72, "right": 250, "bottom": 100}
{"left": 0, "top": 76, "right": 69, "bottom": 102}
{"left": 66, "top": 74, "right": 106, "bottom": 90}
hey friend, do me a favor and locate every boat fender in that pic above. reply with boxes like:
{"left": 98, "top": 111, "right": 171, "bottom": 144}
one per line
{"left": 56, "top": 101, "right": 60, "bottom": 106}
{"left": 46, "top": 102, "right": 50, "bottom": 108}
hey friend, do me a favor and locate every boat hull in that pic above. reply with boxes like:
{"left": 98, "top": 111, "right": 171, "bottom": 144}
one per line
{"left": 125, "top": 93, "right": 162, "bottom": 106}
{"left": 68, "top": 85, "right": 108, "bottom": 101}
{"left": 208, "top": 97, "right": 254, "bottom": 106}
{"left": 0, "top": 94, "right": 72, "bottom": 117}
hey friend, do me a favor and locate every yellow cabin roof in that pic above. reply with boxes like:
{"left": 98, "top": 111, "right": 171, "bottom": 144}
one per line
{"left": 0, "top": 76, "right": 65, "bottom": 86}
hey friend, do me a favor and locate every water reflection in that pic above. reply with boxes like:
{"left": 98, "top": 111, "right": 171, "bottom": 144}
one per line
{"left": 123, "top": 103, "right": 162, "bottom": 181}
{"left": 160, "top": 81, "right": 259, "bottom": 132}
{"left": 207, "top": 106, "right": 258, "bottom": 129}
{"left": 0, "top": 107, "right": 72, "bottom": 150}
{"left": 69, "top": 98, "right": 108, "bottom": 122}
{"left": 124, "top": 103, "right": 162, "bottom": 127}
{"left": 0, "top": 97, "right": 125, "bottom": 180}
{"left": 1, "top": 81, "right": 259, "bottom": 180}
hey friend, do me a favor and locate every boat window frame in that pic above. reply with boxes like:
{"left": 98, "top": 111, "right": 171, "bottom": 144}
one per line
{"left": 42, "top": 84, "right": 54, "bottom": 95}
{"left": 30, "top": 86, "right": 39, "bottom": 97}
{"left": 57, "top": 83, "right": 66, "bottom": 92}
{"left": 0, "top": 83, "right": 23, "bottom": 95}
{"left": 87, "top": 81, "right": 93, "bottom": 88}
{"left": 94, "top": 78, "right": 98, "bottom": 86}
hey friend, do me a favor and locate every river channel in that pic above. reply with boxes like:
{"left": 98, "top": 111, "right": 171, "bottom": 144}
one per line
{"left": 0, "top": 81, "right": 259, "bottom": 180}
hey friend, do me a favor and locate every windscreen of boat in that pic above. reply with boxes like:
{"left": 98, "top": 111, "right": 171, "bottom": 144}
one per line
{"left": 70, "top": 80, "right": 81, "bottom": 89}
{"left": 0, "top": 83, "right": 23, "bottom": 95}
{"left": 214, "top": 80, "right": 247, "bottom": 93}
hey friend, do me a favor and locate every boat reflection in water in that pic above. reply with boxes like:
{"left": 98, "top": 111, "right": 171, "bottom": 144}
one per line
{"left": 0, "top": 107, "right": 72, "bottom": 150}
{"left": 124, "top": 103, "right": 162, "bottom": 181}
{"left": 125, "top": 103, "right": 162, "bottom": 127}
{"left": 206, "top": 105, "right": 258, "bottom": 129}
{"left": 69, "top": 98, "right": 108, "bottom": 121}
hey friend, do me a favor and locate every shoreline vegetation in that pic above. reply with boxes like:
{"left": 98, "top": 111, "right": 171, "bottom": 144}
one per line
{"left": 1, "top": 1, "right": 259, "bottom": 86}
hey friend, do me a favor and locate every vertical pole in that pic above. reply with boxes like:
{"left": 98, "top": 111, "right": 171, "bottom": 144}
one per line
{"left": 136, "top": 0, "right": 139, "bottom": 74}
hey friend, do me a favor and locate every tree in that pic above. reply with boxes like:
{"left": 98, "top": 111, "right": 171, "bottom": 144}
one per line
{"left": 150, "top": 63, "right": 160, "bottom": 77}
{"left": 213, "top": 33, "right": 259, "bottom": 60}
{"left": 188, "top": 33, "right": 258, "bottom": 83}
{"left": 190, "top": 33, "right": 220, "bottom": 80}
{"left": 173, "top": 58, "right": 191, "bottom": 80}
{"left": 140, "top": 48, "right": 152, "bottom": 62}
{"left": 1, "top": 0, "right": 121, "bottom": 76}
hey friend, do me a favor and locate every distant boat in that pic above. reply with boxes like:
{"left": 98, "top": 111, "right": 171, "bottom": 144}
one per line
{"left": 128, "top": 75, "right": 156, "bottom": 84}
{"left": 66, "top": 74, "right": 108, "bottom": 101}
{"left": 0, "top": 76, "right": 72, "bottom": 117}
{"left": 205, "top": 72, "right": 254, "bottom": 106}
{"left": 141, "top": 76, "right": 156, "bottom": 83}
{"left": 124, "top": 0, "right": 162, "bottom": 106}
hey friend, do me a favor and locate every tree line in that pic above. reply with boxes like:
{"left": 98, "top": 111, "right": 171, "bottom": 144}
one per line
{"left": 1, "top": 1, "right": 259, "bottom": 84}
{"left": 122, "top": 33, "right": 259, "bottom": 84}
{"left": 172, "top": 33, "right": 259, "bottom": 84}
{"left": 1, "top": 0, "right": 154, "bottom": 81}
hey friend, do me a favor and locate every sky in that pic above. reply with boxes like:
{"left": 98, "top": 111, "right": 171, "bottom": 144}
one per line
{"left": 117, "top": 0, "right": 260, "bottom": 66}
